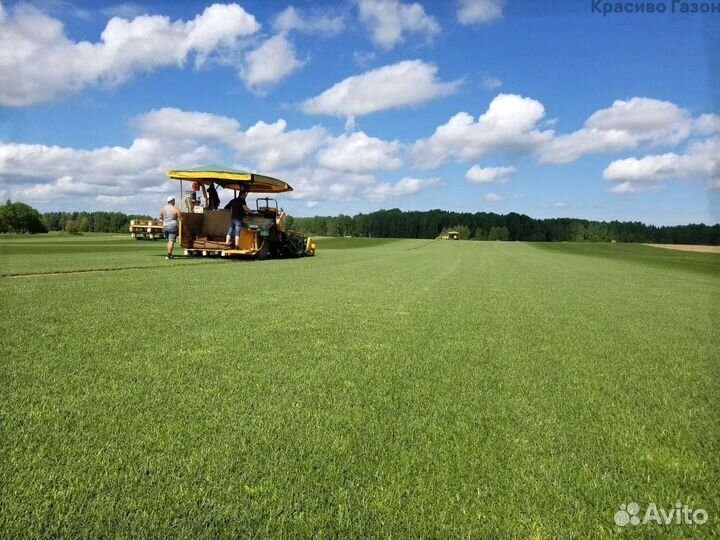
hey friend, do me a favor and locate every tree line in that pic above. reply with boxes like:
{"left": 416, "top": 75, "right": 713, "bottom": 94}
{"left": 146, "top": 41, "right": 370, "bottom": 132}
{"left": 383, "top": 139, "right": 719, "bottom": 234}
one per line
{"left": 1, "top": 200, "right": 717, "bottom": 244}
{"left": 41, "top": 211, "right": 152, "bottom": 234}
{"left": 290, "top": 209, "right": 720, "bottom": 245}
{"left": 0, "top": 202, "right": 154, "bottom": 235}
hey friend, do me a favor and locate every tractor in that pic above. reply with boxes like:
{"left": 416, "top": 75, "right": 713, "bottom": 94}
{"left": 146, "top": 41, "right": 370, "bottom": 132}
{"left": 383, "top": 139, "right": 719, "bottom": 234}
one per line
{"left": 167, "top": 166, "right": 315, "bottom": 259}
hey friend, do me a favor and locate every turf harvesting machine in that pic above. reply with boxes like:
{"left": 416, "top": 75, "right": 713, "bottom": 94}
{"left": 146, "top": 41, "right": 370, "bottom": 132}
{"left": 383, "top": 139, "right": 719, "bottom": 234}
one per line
{"left": 167, "top": 166, "right": 315, "bottom": 259}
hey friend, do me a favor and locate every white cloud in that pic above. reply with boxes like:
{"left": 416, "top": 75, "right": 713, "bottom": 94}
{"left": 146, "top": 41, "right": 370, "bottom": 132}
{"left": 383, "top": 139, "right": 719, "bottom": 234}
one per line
{"left": 603, "top": 138, "right": 720, "bottom": 186}
{"left": 0, "top": 103, "right": 446, "bottom": 212}
{"left": 100, "top": 3, "right": 148, "bottom": 19}
{"left": 0, "top": 106, "right": 333, "bottom": 209}
{"left": 234, "top": 120, "right": 328, "bottom": 170}
{"left": 694, "top": 113, "right": 720, "bottom": 135}
{"left": 0, "top": 137, "right": 217, "bottom": 206}
{"left": 241, "top": 34, "right": 304, "bottom": 92}
{"left": 412, "top": 95, "right": 708, "bottom": 171}
{"left": 457, "top": 0, "right": 505, "bottom": 24}
{"left": 585, "top": 97, "right": 692, "bottom": 146}
{"left": 133, "top": 107, "right": 240, "bottom": 142}
{"left": 273, "top": 6, "right": 344, "bottom": 35}
{"left": 481, "top": 73, "right": 502, "bottom": 91}
{"left": 300, "top": 60, "right": 460, "bottom": 118}
{"left": 356, "top": 0, "right": 440, "bottom": 50}
{"left": 274, "top": 166, "right": 375, "bottom": 202}
{"left": 271, "top": 165, "right": 440, "bottom": 204}
{"left": 133, "top": 108, "right": 328, "bottom": 171}
{"left": 538, "top": 128, "right": 638, "bottom": 164}
{"left": 465, "top": 165, "right": 515, "bottom": 183}
{"left": 0, "top": 2, "right": 261, "bottom": 106}
{"left": 412, "top": 94, "right": 553, "bottom": 169}
{"left": 353, "top": 50, "right": 377, "bottom": 68}
{"left": 608, "top": 182, "right": 662, "bottom": 194}
{"left": 552, "top": 201, "right": 567, "bottom": 208}
{"left": 538, "top": 97, "right": 695, "bottom": 164}
{"left": 365, "top": 177, "right": 440, "bottom": 201}
{"left": 317, "top": 132, "right": 403, "bottom": 173}
{"left": 0, "top": 138, "right": 164, "bottom": 181}
{"left": 483, "top": 193, "right": 504, "bottom": 202}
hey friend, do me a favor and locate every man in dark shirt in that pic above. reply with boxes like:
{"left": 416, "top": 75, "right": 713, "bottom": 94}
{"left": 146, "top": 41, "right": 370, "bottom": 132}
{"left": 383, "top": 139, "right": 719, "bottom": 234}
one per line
{"left": 224, "top": 188, "right": 252, "bottom": 248}
{"left": 206, "top": 182, "right": 220, "bottom": 210}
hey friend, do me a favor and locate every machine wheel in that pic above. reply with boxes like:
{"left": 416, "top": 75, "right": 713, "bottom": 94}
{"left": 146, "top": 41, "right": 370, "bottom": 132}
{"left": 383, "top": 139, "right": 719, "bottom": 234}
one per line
{"left": 256, "top": 238, "right": 270, "bottom": 260}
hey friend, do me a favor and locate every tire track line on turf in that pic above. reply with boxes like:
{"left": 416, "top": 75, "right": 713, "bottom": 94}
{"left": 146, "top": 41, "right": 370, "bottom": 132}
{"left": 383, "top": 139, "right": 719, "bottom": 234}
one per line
{"left": 404, "top": 239, "right": 439, "bottom": 251}
{"left": 1, "top": 261, "right": 221, "bottom": 278}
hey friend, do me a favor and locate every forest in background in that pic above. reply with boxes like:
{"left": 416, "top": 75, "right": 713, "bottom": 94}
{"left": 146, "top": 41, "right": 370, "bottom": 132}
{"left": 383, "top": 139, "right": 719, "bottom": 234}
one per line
{"left": 1, "top": 201, "right": 717, "bottom": 244}
{"left": 290, "top": 209, "right": 719, "bottom": 244}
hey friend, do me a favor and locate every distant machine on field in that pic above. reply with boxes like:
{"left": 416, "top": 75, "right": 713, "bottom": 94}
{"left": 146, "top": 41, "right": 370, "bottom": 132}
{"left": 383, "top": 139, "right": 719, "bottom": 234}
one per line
{"left": 167, "top": 166, "right": 316, "bottom": 259}
{"left": 129, "top": 219, "right": 165, "bottom": 240}
{"left": 441, "top": 231, "right": 460, "bottom": 240}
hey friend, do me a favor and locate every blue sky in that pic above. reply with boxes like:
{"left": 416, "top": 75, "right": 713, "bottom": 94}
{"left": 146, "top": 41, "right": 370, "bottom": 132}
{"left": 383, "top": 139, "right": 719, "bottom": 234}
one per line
{"left": 0, "top": 0, "right": 718, "bottom": 224}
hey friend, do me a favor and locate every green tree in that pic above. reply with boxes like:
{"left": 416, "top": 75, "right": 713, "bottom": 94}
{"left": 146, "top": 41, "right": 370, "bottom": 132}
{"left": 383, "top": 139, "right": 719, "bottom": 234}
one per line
{"left": 0, "top": 200, "right": 48, "bottom": 233}
{"left": 473, "top": 227, "right": 487, "bottom": 241}
{"left": 569, "top": 221, "right": 586, "bottom": 242}
{"left": 326, "top": 219, "right": 339, "bottom": 237}
{"left": 488, "top": 226, "right": 510, "bottom": 241}
{"left": 64, "top": 220, "right": 82, "bottom": 235}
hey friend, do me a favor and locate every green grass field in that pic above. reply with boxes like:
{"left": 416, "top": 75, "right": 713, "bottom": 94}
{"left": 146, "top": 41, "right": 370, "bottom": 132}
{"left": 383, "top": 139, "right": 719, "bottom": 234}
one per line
{"left": 1, "top": 235, "right": 718, "bottom": 539}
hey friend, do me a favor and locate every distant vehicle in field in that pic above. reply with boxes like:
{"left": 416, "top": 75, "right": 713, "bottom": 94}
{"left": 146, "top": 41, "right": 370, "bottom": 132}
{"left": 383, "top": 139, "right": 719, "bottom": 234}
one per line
{"left": 129, "top": 219, "right": 165, "bottom": 240}
{"left": 441, "top": 231, "right": 460, "bottom": 240}
{"left": 167, "top": 166, "right": 315, "bottom": 259}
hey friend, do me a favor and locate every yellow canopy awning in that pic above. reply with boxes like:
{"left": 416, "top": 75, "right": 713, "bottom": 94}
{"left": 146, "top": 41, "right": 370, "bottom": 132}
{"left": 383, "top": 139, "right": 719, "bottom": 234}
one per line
{"left": 167, "top": 166, "right": 293, "bottom": 193}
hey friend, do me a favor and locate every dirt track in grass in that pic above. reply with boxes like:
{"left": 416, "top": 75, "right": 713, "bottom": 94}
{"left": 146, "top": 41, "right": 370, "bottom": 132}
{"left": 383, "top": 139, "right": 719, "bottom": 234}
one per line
{"left": 643, "top": 243, "right": 720, "bottom": 254}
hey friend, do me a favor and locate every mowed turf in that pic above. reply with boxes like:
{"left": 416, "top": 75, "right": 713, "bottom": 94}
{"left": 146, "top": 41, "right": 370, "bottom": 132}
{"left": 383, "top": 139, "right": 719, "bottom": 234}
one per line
{"left": 1, "top": 236, "right": 718, "bottom": 539}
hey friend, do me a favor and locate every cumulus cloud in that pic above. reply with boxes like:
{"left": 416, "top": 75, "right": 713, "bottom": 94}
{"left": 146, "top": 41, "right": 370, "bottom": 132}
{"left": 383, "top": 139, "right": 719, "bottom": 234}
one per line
{"left": 483, "top": 193, "right": 504, "bottom": 202}
{"left": 133, "top": 108, "right": 328, "bottom": 170}
{"left": 608, "top": 182, "right": 663, "bottom": 194}
{"left": 694, "top": 113, "right": 720, "bottom": 135}
{"left": 538, "top": 128, "right": 637, "bottom": 165}
{"left": 603, "top": 138, "right": 720, "bottom": 189}
{"left": 317, "top": 132, "right": 403, "bottom": 173}
{"left": 457, "top": 0, "right": 505, "bottom": 24}
{"left": 481, "top": 73, "right": 502, "bottom": 91}
{"left": 0, "top": 138, "right": 165, "bottom": 182}
{"left": 412, "top": 94, "right": 553, "bottom": 169}
{"left": 538, "top": 97, "right": 696, "bottom": 164}
{"left": 1, "top": 105, "right": 443, "bottom": 211}
{"left": 270, "top": 166, "right": 376, "bottom": 202}
{"left": 0, "top": 2, "right": 261, "bottom": 106}
{"left": 133, "top": 108, "right": 240, "bottom": 142}
{"left": 585, "top": 97, "right": 692, "bottom": 146}
{"left": 300, "top": 60, "right": 460, "bottom": 119}
{"left": 465, "top": 165, "right": 516, "bottom": 183}
{"left": 353, "top": 50, "right": 377, "bottom": 68}
{"left": 365, "top": 177, "right": 441, "bottom": 201}
{"left": 100, "top": 3, "right": 148, "bottom": 19}
{"left": 241, "top": 33, "right": 304, "bottom": 92}
{"left": 234, "top": 120, "right": 327, "bottom": 170}
{"left": 356, "top": 0, "right": 440, "bottom": 50}
{"left": 0, "top": 137, "right": 216, "bottom": 206}
{"left": 419, "top": 95, "right": 713, "bottom": 172}
{"left": 273, "top": 6, "right": 344, "bottom": 35}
